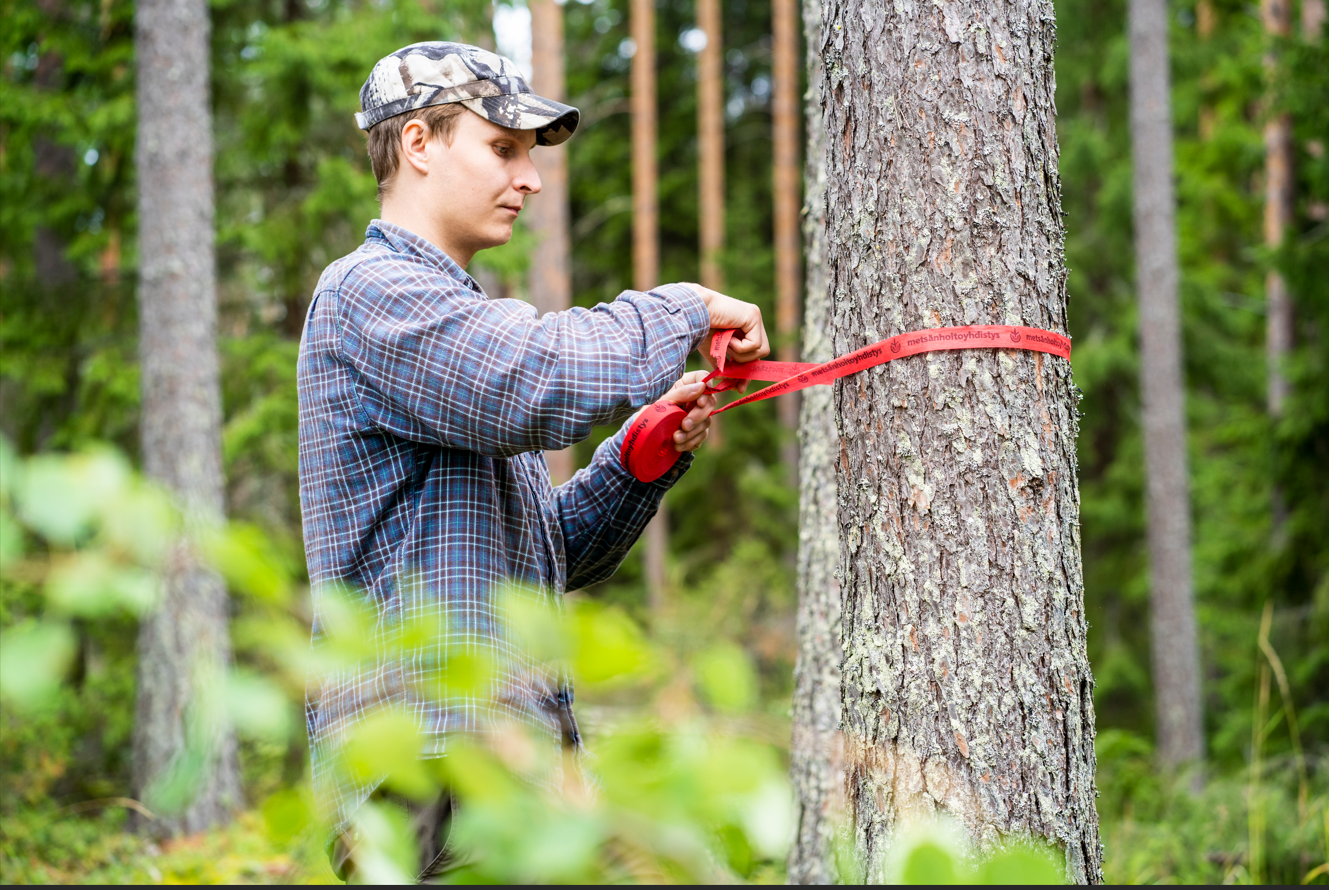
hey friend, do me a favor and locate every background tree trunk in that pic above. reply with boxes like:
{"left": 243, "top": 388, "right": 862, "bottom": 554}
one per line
{"left": 1128, "top": 0, "right": 1205, "bottom": 772}
{"left": 773, "top": 0, "right": 802, "bottom": 478}
{"left": 786, "top": 0, "right": 841, "bottom": 879}
{"left": 822, "top": 0, "right": 1103, "bottom": 880}
{"left": 696, "top": 0, "right": 727, "bottom": 450}
{"left": 632, "top": 0, "right": 668, "bottom": 609}
{"left": 1262, "top": 0, "right": 1294, "bottom": 421}
{"left": 529, "top": 0, "right": 576, "bottom": 486}
{"left": 134, "top": 0, "right": 240, "bottom": 835}
{"left": 696, "top": 0, "right": 725, "bottom": 293}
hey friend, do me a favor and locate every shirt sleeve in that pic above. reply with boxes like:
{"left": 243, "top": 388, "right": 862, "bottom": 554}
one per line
{"left": 552, "top": 418, "right": 692, "bottom": 591}
{"left": 333, "top": 266, "right": 709, "bottom": 457}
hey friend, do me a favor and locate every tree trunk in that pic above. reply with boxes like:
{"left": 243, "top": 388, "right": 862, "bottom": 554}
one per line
{"left": 773, "top": 0, "right": 802, "bottom": 476}
{"left": 822, "top": 0, "right": 1102, "bottom": 880}
{"left": 134, "top": 0, "right": 240, "bottom": 835}
{"left": 1262, "top": 0, "right": 1294, "bottom": 420}
{"left": 697, "top": 0, "right": 726, "bottom": 292}
{"left": 529, "top": 0, "right": 576, "bottom": 486}
{"left": 1306, "top": 0, "right": 1327, "bottom": 35}
{"left": 1128, "top": 0, "right": 1204, "bottom": 773}
{"left": 786, "top": 0, "right": 841, "bottom": 879}
{"left": 632, "top": 0, "right": 668, "bottom": 609}
{"left": 696, "top": 0, "right": 727, "bottom": 450}
{"left": 34, "top": 48, "right": 77, "bottom": 291}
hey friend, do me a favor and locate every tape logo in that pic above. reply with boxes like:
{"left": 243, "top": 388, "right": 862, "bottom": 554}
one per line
{"left": 1009, "top": 330, "right": 1022, "bottom": 344}
{"left": 890, "top": 338, "right": 901, "bottom": 354}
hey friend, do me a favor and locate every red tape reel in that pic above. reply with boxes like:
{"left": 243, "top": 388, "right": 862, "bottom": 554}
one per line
{"left": 620, "top": 401, "right": 688, "bottom": 484}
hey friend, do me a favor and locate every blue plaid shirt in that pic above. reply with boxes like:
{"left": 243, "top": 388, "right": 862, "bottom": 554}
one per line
{"left": 297, "top": 221, "right": 708, "bottom": 829}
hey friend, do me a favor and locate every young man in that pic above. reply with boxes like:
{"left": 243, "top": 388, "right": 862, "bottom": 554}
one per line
{"left": 297, "top": 42, "right": 768, "bottom": 881}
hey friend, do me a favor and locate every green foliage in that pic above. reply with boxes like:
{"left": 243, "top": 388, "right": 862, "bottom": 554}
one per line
{"left": 1056, "top": 0, "right": 1329, "bottom": 771}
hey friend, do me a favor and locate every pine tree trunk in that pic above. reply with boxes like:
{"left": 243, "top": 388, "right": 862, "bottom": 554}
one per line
{"left": 1128, "top": 0, "right": 1204, "bottom": 772}
{"left": 529, "top": 0, "right": 576, "bottom": 486}
{"left": 696, "top": 0, "right": 726, "bottom": 292}
{"left": 773, "top": 0, "right": 803, "bottom": 476}
{"left": 631, "top": 0, "right": 669, "bottom": 608}
{"left": 1262, "top": 0, "right": 1294, "bottom": 419}
{"left": 134, "top": 0, "right": 240, "bottom": 835}
{"left": 821, "top": 0, "right": 1103, "bottom": 879}
{"left": 696, "top": 0, "right": 727, "bottom": 450}
{"left": 1259, "top": 0, "right": 1291, "bottom": 419}
{"left": 786, "top": 0, "right": 842, "bottom": 878}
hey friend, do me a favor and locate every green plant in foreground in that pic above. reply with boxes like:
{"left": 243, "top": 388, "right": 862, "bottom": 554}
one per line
{"left": 1, "top": 442, "right": 1090, "bottom": 884}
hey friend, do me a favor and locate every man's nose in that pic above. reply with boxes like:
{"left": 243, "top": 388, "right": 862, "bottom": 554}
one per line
{"left": 514, "top": 154, "right": 542, "bottom": 195}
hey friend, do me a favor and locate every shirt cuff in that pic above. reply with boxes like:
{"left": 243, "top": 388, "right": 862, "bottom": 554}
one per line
{"left": 646, "top": 283, "right": 710, "bottom": 346}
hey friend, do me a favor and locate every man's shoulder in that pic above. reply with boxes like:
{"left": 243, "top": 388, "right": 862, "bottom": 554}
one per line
{"left": 315, "top": 239, "right": 473, "bottom": 310}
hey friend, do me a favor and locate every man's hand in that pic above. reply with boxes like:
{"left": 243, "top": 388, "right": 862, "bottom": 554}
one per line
{"left": 686, "top": 284, "right": 770, "bottom": 365}
{"left": 657, "top": 371, "right": 717, "bottom": 452}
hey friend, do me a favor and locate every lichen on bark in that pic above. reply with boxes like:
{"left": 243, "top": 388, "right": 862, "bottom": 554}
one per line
{"left": 820, "top": 0, "right": 1103, "bottom": 880}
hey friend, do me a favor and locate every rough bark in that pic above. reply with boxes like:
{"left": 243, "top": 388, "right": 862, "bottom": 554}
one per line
{"left": 529, "top": 0, "right": 576, "bottom": 486}
{"left": 786, "top": 0, "right": 842, "bottom": 879}
{"left": 134, "top": 0, "right": 240, "bottom": 835}
{"left": 1128, "top": 0, "right": 1204, "bottom": 772}
{"left": 632, "top": 0, "right": 668, "bottom": 608}
{"left": 821, "top": 0, "right": 1102, "bottom": 880}
{"left": 773, "top": 0, "right": 803, "bottom": 475}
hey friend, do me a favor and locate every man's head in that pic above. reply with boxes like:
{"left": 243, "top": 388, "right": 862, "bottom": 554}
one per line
{"left": 357, "top": 42, "right": 580, "bottom": 265}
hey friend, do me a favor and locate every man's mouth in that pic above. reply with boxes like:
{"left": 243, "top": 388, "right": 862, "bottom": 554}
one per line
{"left": 501, "top": 205, "right": 521, "bottom": 216}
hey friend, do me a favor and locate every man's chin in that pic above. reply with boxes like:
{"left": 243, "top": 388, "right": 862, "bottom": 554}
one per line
{"left": 475, "top": 222, "right": 516, "bottom": 252}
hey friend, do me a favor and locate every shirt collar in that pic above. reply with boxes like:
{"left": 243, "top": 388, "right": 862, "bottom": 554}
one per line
{"left": 365, "top": 220, "right": 485, "bottom": 294}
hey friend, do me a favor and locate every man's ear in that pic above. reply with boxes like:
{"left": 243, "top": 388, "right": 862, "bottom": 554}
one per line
{"left": 399, "top": 118, "right": 432, "bottom": 177}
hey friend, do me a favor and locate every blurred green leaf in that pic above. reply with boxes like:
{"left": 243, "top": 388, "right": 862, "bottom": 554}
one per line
{"left": 693, "top": 642, "right": 757, "bottom": 713}
{"left": 339, "top": 709, "right": 436, "bottom": 802}
{"left": 569, "top": 603, "right": 654, "bottom": 686}
{"left": 45, "top": 552, "right": 159, "bottom": 616}
{"left": 0, "top": 506, "right": 23, "bottom": 570}
{"left": 0, "top": 620, "right": 76, "bottom": 709}
{"left": 201, "top": 522, "right": 292, "bottom": 603}
{"left": 503, "top": 587, "right": 570, "bottom": 665}
{"left": 347, "top": 801, "right": 417, "bottom": 884}
{"left": 17, "top": 449, "right": 130, "bottom": 546}
{"left": 739, "top": 779, "right": 793, "bottom": 860}
{"left": 99, "top": 484, "right": 178, "bottom": 565}
{"left": 0, "top": 436, "right": 17, "bottom": 503}
{"left": 225, "top": 671, "right": 293, "bottom": 741}
{"left": 902, "top": 839, "right": 964, "bottom": 884}
{"left": 261, "top": 788, "right": 312, "bottom": 843}
{"left": 977, "top": 843, "right": 1065, "bottom": 884}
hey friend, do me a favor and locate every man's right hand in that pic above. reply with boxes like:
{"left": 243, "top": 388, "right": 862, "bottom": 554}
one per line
{"left": 684, "top": 284, "right": 770, "bottom": 365}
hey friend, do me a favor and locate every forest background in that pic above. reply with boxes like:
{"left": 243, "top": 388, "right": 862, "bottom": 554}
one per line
{"left": 1, "top": 0, "right": 1327, "bottom": 882}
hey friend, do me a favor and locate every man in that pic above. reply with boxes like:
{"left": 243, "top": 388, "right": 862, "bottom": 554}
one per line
{"left": 297, "top": 42, "right": 768, "bottom": 881}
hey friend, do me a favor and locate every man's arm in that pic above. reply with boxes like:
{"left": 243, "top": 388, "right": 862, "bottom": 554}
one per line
{"left": 335, "top": 268, "right": 708, "bottom": 456}
{"left": 553, "top": 374, "right": 716, "bottom": 590}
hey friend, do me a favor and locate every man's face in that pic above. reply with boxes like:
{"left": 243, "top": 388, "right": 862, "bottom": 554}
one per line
{"left": 422, "top": 111, "right": 541, "bottom": 258}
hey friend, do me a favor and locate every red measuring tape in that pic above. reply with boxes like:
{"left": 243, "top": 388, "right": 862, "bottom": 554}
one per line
{"left": 620, "top": 324, "right": 1072, "bottom": 483}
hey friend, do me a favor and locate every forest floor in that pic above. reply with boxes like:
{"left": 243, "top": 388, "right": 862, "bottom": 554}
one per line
{"left": 0, "top": 807, "right": 335, "bottom": 884}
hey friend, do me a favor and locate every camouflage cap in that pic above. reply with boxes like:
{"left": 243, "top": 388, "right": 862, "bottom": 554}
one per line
{"left": 356, "top": 42, "right": 579, "bottom": 146}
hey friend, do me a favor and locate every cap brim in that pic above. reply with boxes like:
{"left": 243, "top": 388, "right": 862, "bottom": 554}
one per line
{"left": 459, "top": 93, "right": 580, "bottom": 146}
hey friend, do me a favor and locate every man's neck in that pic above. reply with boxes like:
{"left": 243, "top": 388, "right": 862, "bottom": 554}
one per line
{"left": 380, "top": 202, "right": 475, "bottom": 269}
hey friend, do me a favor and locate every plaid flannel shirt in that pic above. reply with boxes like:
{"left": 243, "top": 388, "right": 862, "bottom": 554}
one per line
{"left": 297, "top": 221, "right": 708, "bottom": 830}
